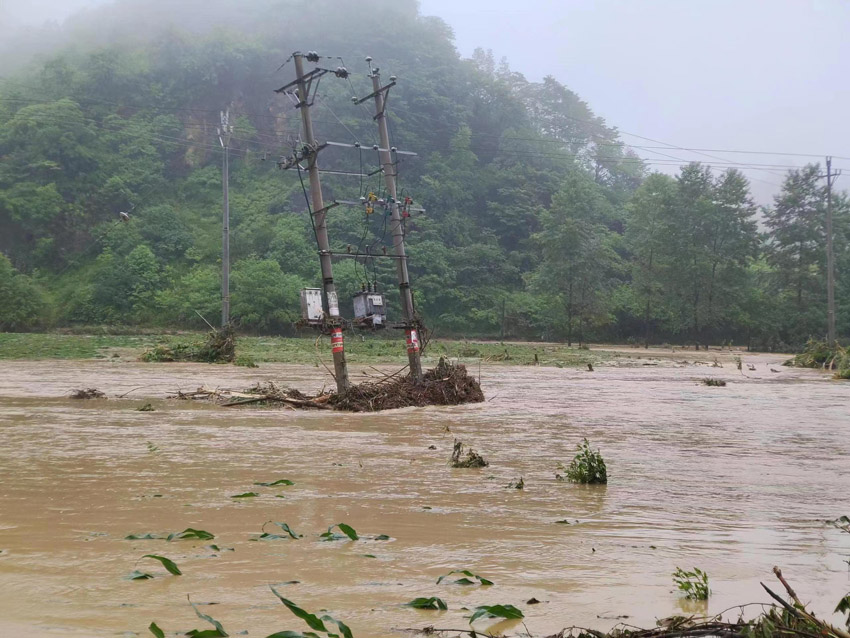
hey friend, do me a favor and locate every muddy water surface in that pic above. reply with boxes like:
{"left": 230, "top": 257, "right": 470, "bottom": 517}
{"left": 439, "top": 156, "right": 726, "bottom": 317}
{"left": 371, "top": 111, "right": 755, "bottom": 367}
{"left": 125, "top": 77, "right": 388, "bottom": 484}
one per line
{"left": 0, "top": 353, "right": 848, "bottom": 637}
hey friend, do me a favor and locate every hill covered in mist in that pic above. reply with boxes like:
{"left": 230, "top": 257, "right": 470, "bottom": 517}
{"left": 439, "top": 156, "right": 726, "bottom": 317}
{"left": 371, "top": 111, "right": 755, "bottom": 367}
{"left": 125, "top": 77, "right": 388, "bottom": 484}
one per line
{"left": 0, "top": 0, "right": 847, "bottom": 348}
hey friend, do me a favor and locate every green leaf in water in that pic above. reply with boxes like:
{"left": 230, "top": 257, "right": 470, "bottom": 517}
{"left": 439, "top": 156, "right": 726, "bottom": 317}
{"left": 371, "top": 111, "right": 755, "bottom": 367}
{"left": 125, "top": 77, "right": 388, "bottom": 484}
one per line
{"left": 231, "top": 492, "right": 259, "bottom": 498}
{"left": 128, "top": 570, "right": 154, "bottom": 580}
{"left": 268, "top": 587, "right": 328, "bottom": 633}
{"left": 167, "top": 528, "right": 214, "bottom": 541}
{"left": 436, "top": 570, "right": 493, "bottom": 586}
{"left": 149, "top": 621, "right": 165, "bottom": 638}
{"left": 142, "top": 554, "right": 182, "bottom": 576}
{"left": 254, "top": 479, "right": 295, "bottom": 487}
{"left": 188, "top": 602, "right": 228, "bottom": 637}
{"left": 319, "top": 524, "right": 358, "bottom": 542}
{"left": 125, "top": 533, "right": 165, "bottom": 540}
{"left": 337, "top": 523, "right": 358, "bottom": 540}
{"left": 405, "top": 597, "right": 448, "bottom": 610}
{"left": 263, "top": 521, "right": 301, "bottom": 539}
{"left": 373, "top": 534, "right": 390, "bottom": 541}
{"left": 361, "top": 554, "right": 377, "bottom": 559}
{"left": 320, "top": 615, "right": 354, "bottom": 638}
{"left": 469, "top": 604, "right": 524, "bottom": 624}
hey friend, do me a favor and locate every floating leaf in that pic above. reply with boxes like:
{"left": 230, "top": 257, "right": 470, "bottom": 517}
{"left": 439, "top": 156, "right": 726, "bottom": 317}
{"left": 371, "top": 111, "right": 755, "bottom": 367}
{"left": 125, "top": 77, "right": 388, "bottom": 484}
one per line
{"left": 254, "top": 479, "right": 295, "bottom": 487}
{"left": 361, "top": 554, "right": 377, "bottom": 559}
{"left": 265, "top": 633, "right": 319, "bottom": 638}
{"left": 405, "top": 597, "right": 448, "bottom": 610}
{"left": 554, "top": 520, "right": 571, "bottom": 525}
{"left": 142, "top": 554, "right": 182, "bottom": 575}
{"left": 188, "top": 603, "right": 228, "bottom": 637}
{"left": 436, "top": 570, "right": 493, "bottom": 586}
{"left": 125, "top": 533, "right": 165, "bottom": 540}
{"left": 231, "top": 492, "right": 259, "bottom": 499}
{"left": 167, "top": 528, "right": 214, "bottom": 541}
{"left": 469, "top": 604, "right": 524, "bottom": 624}
{"left": 337, "top": 523, "right": 358, "bottom": 540}
{"left": 320, "top": 524, "right": 358, "bottom": 542}
{"left": 373, "top": 534, "right": 390, "bottom": 541}
{"left": 269, "top": 587, "right": 328, "bottom": 633}
{"left": 263, "top": 521, "right": 301, "bottom": 539}
{"left": 128, "top": 570, "right": 153, "bottom": 580}
{"left": 149, "top": 622, "right": 165, "bottom": 638}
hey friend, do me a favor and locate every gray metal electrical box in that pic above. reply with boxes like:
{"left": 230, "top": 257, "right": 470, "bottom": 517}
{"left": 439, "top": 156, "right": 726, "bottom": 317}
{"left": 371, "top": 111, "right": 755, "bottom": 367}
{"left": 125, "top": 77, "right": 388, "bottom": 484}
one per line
{"left": 300, "top": 288, "right": 324, "bottom": 326}
{"left": 352, "top": 291, "right": 387, "bottom": 328}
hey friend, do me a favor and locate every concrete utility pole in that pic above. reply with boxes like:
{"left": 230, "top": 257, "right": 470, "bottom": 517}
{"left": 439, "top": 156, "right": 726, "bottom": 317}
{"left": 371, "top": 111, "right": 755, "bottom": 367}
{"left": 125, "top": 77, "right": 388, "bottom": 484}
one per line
{"left": 825, "top": 156, "right": 840, "bottom": 346}
{"left": 366, "top": 61, "right": 423, "bottom": 381}
{"left": 218, "top": 109, "right": 233, "bottom": 327}
{"left": 293, "top": 52, "right": 350, "bottom": 392}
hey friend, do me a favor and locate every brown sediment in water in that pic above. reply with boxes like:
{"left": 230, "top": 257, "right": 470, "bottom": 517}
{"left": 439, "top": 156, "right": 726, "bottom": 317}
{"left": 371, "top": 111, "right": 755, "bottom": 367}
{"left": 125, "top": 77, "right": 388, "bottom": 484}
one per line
{"left": 0, "top": 353, "right": 848, "bottom": 637}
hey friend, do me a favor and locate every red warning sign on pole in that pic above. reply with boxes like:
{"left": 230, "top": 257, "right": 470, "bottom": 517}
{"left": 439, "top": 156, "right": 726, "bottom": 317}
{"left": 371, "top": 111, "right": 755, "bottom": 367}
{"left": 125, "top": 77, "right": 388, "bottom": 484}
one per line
{"left": 406, "top": 329, "right": 420, "bottom": 354}
{"left": 331, "top": 327, "right": 344, "bottom": 354}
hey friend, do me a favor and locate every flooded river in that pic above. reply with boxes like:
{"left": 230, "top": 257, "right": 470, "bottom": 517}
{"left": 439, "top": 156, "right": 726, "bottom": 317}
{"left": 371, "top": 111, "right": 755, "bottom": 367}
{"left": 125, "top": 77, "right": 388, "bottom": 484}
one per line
{"left": 0, "top": 352, "right": 848, "bottom": 637}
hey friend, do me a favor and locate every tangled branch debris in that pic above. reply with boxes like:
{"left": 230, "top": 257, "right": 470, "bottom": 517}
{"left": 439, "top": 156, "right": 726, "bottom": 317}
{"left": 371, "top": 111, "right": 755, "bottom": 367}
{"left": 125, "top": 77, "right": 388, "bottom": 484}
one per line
{"left": 329, "top": 358, "right": 484, "bottom": 412}
{"left": 169, "top": 358, "right": 484, "bottom": 412}
{"left": 70, "top": 388, "right": 106, "bottom": 399}
{"left": 450, "top": 439, "right": 489, "bottom": 468}
{"left": 398, "top": 569, "right": 850, "bottom": 638}
{"left": 141, "top": 325, "right": 236, "bottom": 364}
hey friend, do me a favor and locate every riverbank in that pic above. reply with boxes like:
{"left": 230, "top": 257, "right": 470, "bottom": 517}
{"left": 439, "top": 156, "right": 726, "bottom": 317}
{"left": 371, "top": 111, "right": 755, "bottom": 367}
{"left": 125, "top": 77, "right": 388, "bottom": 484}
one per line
{"left": 0, "top": 332, "right": 763, "bottom": 369}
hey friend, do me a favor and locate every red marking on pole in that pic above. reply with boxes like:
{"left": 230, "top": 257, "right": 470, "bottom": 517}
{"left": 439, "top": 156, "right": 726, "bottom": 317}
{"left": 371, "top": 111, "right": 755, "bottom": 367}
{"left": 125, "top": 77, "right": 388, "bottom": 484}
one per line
{"left": 406, "top": 329, "right": 420, "bottom": 354}
{"left": 331, "top": 328, "right": 344, "bottom": 354}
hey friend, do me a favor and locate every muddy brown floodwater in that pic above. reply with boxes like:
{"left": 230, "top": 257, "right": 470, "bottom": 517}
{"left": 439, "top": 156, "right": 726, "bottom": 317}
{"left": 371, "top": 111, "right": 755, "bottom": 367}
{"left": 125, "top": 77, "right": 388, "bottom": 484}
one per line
{"left": 0, "top": 352, "right": 848, "bottom": 638}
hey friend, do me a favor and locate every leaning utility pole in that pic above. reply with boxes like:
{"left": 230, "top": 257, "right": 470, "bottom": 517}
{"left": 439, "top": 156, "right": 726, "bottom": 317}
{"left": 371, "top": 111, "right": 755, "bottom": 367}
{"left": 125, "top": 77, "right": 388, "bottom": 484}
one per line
{"left": 218, "top": 109, "right": 233, "bottom": 327}
{"left": 363, "top": 59, "right": 423, "bottom": 381}
{"left": 290, "top": 52, "right": 350, "bottom": 392}
{"left": 825, "top": 156, "right": 840, "bottom": 346}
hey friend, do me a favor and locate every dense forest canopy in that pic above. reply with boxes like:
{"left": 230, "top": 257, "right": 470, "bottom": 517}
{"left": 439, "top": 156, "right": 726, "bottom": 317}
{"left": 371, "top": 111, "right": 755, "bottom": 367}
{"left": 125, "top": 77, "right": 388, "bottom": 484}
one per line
{"left": 0, "top": 0, "right": 847, "bottom": 349}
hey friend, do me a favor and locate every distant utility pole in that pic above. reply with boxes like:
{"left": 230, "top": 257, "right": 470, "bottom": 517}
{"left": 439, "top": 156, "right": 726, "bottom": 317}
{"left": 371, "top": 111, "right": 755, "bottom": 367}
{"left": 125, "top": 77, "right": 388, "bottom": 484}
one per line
{"left": 218, "top": 109, "right": 233, "bottom": 328}
{"left": 286, "top": 51, "right": 350, "bottom": 392}
{"left": 825, "top": 156, "right": 840, "bottom": 346}
{"left": 362, "top": 58, "right": 423, "bottom": 381}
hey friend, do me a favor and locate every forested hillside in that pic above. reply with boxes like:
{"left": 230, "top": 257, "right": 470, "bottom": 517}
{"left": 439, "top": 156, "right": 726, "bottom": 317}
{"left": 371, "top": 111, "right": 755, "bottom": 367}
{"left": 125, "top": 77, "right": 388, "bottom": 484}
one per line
{"left": 1, "top": 0, "right": 847, "bottom": 349}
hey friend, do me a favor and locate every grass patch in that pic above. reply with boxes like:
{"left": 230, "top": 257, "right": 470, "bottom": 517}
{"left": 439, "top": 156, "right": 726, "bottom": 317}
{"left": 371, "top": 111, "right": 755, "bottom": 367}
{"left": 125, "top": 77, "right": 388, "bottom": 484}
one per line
{"left": 0, "top": 332, "right": 617, "bottom": 368}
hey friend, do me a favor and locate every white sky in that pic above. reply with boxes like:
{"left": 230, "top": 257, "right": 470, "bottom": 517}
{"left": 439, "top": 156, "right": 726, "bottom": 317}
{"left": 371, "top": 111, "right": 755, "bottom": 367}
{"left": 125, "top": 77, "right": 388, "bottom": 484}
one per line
{"left": 4, "top": 0, "right": 849, "bottom": 202}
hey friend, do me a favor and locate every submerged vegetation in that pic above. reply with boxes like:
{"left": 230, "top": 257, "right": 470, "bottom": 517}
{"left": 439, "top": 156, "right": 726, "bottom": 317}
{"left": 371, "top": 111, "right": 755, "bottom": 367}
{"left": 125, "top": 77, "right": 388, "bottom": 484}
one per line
{"left": 673, "top": 567, "right": 710, "bottom": 600}
{"left": 789, "top": 339, "right": 849, "bottom": 380}
{"left": 565, "top": 438, "right": 608, "bottom": 484}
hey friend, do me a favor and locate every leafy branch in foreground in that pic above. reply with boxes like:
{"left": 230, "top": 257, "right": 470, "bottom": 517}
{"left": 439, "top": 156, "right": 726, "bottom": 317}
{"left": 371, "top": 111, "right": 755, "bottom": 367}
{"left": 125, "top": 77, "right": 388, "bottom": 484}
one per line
{"left": 673, "top": 567, "right": 709, "bottom": 600}
{"left": 268, "top": 587, "right": 353, "bottom": 638}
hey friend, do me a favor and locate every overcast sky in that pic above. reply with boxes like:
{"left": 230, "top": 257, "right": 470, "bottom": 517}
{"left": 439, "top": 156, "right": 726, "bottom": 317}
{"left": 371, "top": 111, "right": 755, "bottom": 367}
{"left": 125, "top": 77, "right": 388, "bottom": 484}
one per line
{"left": 4, "top": 0, "right": 849, "bottom": 202}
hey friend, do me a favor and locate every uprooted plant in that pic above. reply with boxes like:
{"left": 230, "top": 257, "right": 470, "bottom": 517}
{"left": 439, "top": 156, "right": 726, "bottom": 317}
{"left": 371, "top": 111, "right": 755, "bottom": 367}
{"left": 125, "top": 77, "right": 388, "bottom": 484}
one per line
{"left": 450, "top": 439, "right": 489, "bottom": 468}
{"left": 673, "top": 566, "right": 709, "bottom": 600}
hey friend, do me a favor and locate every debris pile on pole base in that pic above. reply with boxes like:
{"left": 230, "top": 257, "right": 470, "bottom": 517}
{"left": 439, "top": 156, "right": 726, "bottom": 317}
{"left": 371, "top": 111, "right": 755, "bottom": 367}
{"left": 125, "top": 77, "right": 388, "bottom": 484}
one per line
{"left": 328, "top": 357, "right": 484, "bottom": 412}
{"left": 173, "top": 357, "right": 484, "bottom": 412}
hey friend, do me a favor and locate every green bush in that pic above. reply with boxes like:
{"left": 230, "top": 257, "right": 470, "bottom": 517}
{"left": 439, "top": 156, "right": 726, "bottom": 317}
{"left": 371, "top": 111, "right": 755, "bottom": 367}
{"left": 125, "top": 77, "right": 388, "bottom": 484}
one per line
{"left": 673, "top": 567, "right": 710, "bottom": 600}
{"left": 565, "top": 438, "right": 607, "bottom": 484}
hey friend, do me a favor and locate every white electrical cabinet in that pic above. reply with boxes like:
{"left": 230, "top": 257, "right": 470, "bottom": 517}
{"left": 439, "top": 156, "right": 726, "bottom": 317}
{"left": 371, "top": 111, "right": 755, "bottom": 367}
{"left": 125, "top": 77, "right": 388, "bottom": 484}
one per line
{"left": 300, "top": 288, "right": 324, "bottom": 326}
